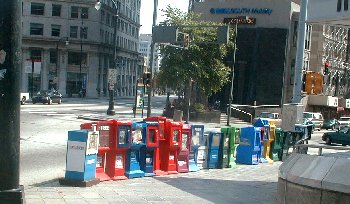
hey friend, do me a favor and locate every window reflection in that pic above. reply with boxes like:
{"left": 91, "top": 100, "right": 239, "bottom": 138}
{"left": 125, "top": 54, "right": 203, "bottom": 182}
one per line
{"left": 182, "top": 133, "right": 188, "bottom": 149}
{"left": 173, "top": 129, "right": 179, "bottom": 142}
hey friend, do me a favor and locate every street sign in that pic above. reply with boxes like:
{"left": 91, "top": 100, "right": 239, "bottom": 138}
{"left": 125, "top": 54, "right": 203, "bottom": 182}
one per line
{"left": 108, "top": 68, "right": 117, "bottom": 84}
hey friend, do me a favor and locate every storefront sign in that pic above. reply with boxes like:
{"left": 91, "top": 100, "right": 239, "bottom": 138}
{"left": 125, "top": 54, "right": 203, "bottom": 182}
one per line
{"left": 223, "top": 17, "right": 256, "bottom": 25}
{"left": 210, "top": 8, "right": 273, "bottom": 15}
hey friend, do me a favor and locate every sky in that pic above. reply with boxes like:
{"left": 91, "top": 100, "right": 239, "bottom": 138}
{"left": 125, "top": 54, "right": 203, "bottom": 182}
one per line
{"left": 140, "top": 0, "right": 189, "bottom": 34}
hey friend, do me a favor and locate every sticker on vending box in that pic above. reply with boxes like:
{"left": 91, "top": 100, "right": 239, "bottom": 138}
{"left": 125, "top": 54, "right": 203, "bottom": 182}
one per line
{"left": 96, "top": 156, "right": 103, "bottom": 168}
{"left": 146, "top": 157, "right": 152, "bottom": 164}
{"left": 115, "top": 155, "right": 123, "bottom": 168}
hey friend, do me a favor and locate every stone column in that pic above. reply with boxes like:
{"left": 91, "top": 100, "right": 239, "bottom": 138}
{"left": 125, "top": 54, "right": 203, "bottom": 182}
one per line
{"left": 86, "top": 52, "right": 98, "bottom": 97}
{"left": 59, "top": 51, "right": 67, "bottom": 95}
{"left": 41, "top": 49, "right": 50, "bottom": 90}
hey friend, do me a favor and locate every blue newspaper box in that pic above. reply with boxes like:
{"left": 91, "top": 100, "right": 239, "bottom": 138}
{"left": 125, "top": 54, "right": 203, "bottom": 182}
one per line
{"left": 189, "top": 124, "right": 204, "bottom": 171}
{"left": 207, "top": 131, "right": 223, "bottom": 169}
{"left": 125, "top": 122, "right": 146, "bottom": 179}
{"left": 60, "top": 128, "right": 100, "bottom": 186}
{"left": 236, "top": 127, "right": 261, "bottom": 165}
{"left": 140, "top": 121, "right": 159, "bottom": 177}
{"left": 254, "top": 119, "right": 270, "bottom": 163}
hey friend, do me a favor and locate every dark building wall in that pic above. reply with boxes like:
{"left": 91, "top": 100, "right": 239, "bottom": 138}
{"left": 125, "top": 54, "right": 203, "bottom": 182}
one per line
{"left": 217, "top": 27, "right": 288, "bottom": 106}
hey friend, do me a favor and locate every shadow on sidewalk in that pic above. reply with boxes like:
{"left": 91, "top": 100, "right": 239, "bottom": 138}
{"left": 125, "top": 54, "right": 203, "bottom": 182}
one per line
{"left": 153, "top": 176, "right": 278, "bottom": 204}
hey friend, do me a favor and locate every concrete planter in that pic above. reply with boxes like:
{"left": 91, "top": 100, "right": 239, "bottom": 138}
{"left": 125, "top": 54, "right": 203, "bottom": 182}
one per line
{"left": 189, "top": 110, "right": 221, "bottom": 123}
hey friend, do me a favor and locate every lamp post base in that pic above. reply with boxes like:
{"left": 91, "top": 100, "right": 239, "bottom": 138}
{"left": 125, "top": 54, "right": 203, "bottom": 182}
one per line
{"left": 107, "top": 108, "right": 115, "bottom": 116}
{"left": 0, "top": 185, "right": 25, "bottom": 204}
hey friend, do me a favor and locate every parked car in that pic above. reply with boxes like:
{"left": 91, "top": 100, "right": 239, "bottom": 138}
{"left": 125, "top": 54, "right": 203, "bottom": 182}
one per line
{"left": 322, "top": 126, "right": 350, "bottom": 146}
{"left": 32, "top": 90, "right": 62, "bottom": 105}
{"left": 337, "top": 116, "right": 350, "bottom": 128}
{"left": 303, "top": 118, "right": 315, "bottom": 133}
{"left": 303, "top": 112, "right": 324, "bottom": 131}
{"left": 322, "top": 119, "right": 339, "bottom": 130}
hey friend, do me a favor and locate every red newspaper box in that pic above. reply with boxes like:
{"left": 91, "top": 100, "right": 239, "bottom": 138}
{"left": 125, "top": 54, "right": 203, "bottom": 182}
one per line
{"left": 80, "top": 121, "right": 115, "bottom": 181}
{"left": 144, "top": 116, "right": 167, "bottom": 176}
{"left": 178, "top": 123, "right": 191, "bottom": 173}
{"left": 111, "top": 120, "right": 132, "bottom": 180}
{"left": 160, "top": 120, "right": 182, "bottom": 174}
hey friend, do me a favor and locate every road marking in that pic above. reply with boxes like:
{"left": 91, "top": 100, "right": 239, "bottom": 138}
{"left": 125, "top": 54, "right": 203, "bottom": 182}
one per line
{"left": 28, "top": 111, "right": 58, "bottom": 114}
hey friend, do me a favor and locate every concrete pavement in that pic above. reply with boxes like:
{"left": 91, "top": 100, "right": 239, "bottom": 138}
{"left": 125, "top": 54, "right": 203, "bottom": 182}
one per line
{"left": 25, "top": 162, "right": 281, "bottom": 204}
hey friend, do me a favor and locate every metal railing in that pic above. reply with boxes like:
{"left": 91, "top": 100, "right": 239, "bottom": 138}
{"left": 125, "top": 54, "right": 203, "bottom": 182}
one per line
{"left": 294, "top": 143, "right": 350, "bottom": 156}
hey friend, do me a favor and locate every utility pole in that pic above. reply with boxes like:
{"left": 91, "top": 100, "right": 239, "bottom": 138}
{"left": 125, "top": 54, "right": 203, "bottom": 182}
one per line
{"left": 292, "top": 0, "right": 308, "bottom": 103}
{"left": 227, "top": 21, "right": 238, "bottom": 126}
{"left": 0, "top": 1, "right": 25, "bottom": 203}
{"left": 147, "top": 0, "right": 158, "bottom": 117}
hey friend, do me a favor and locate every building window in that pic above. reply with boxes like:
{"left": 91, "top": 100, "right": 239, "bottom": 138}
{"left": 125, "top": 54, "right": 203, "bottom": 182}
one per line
{"left": 68, "top": 52, "right": 87, "bottom": 65}
{"left": 52, "top": 4, "right": 61, "bottom": 16}
{"left": 101, "top": 10, "right": 105, "bottom": 22}
{"left": 70, "top": 26, "right": 78, "bottom": 38}
{"left": 71, "top": 6, "right": 78, "bottom": 18}
{"left": 31, "top": 3, "right": 45, "bottom": 15}
{"left": 30, "top": 50, "right": 41, "bottom": 60}
{"left": 81, "top": 7, "right": 89, "bottom": 19}
{"left": 80, "top": 27, "right": 88, "bottom": 39}
{"left": 51, "top": 25, "right": 61, "bottom": 37}
{"left": 345, "top": 0, "right": 349, "bottom": 10}
{"left": 30, "top": 23, "right": 44, "bottom": 35}
{"left": 100, "top": 29, "right": 104, "bottom": 42}
{"left": 106, "top": 13, "right": 110, "bottom": 26}
{"left": 50, "top": 50, "right": 57, "bottom": 64}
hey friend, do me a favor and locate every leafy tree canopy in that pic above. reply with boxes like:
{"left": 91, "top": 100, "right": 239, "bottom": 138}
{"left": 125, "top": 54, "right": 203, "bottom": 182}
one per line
{"left": 157, "top": 6, "right": 235, "bottom": 96}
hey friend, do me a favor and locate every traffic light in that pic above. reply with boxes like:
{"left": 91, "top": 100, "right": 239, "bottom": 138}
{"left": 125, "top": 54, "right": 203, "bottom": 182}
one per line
{"left": 184, "top": 33, "right": 190, "bottom": 49}
{"left": 143, "top": 72, "right": 151, "bottom": 85}
{"left": 324, "top": 62, "right": 330, "bottom": 75}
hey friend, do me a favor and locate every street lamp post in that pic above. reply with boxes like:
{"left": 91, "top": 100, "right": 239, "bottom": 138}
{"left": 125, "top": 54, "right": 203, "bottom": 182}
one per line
{"left": 227, "top": 21, "right": 238, "bottom": 126}
{"left": 55, "top": 37, "right": 69, "bottom": 90}
{"left": 80, "top": 10, "right": 86, "bottom": 98}
{"left": 147, "top": 0, "right": 158, "bottom": 117}
{"left": 95, "top": 0, "right": 118, "bottom": 115}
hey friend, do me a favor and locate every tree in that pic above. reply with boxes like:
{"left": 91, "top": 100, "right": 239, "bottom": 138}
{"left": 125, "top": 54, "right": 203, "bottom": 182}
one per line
{"left": 157, "top": 6, "right": 234, "bottom": 108}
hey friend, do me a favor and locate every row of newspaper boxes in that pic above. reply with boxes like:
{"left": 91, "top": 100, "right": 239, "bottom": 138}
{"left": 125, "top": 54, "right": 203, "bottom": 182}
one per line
{"left": 62, "top": 116, "right": 284, "bottom": 184}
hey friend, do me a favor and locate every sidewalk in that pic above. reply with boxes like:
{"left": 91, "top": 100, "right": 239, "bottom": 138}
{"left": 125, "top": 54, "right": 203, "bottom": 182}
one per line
{"left": 25, "top": 162, "right": 281, "bottom": 204}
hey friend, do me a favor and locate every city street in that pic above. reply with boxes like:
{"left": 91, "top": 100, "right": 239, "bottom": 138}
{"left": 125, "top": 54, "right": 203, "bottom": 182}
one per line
{"left": 19, "top": 96, "right": 349, "bottom": 204}
{"left": 20, "top": 96, "right": 166, "bottom": 186}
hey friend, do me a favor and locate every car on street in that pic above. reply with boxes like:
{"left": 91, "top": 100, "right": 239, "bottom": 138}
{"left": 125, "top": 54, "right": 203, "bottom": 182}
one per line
{"left": 32, "top": 90, "right": 62, "bottom": 105}
{"left": 322, "top": 126, "right": 350, "bottom": 146}
{"left": 337, "top": 116, "right": 350, "bottom": 128}
{"left": 322, "top": 119, "right": 339, "bottom": 130}
{"left": 303, "top": 112, "right": 324, "bottom": 131}
{"left": 303, "top": 118, "right": 315, "bottom": 133}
